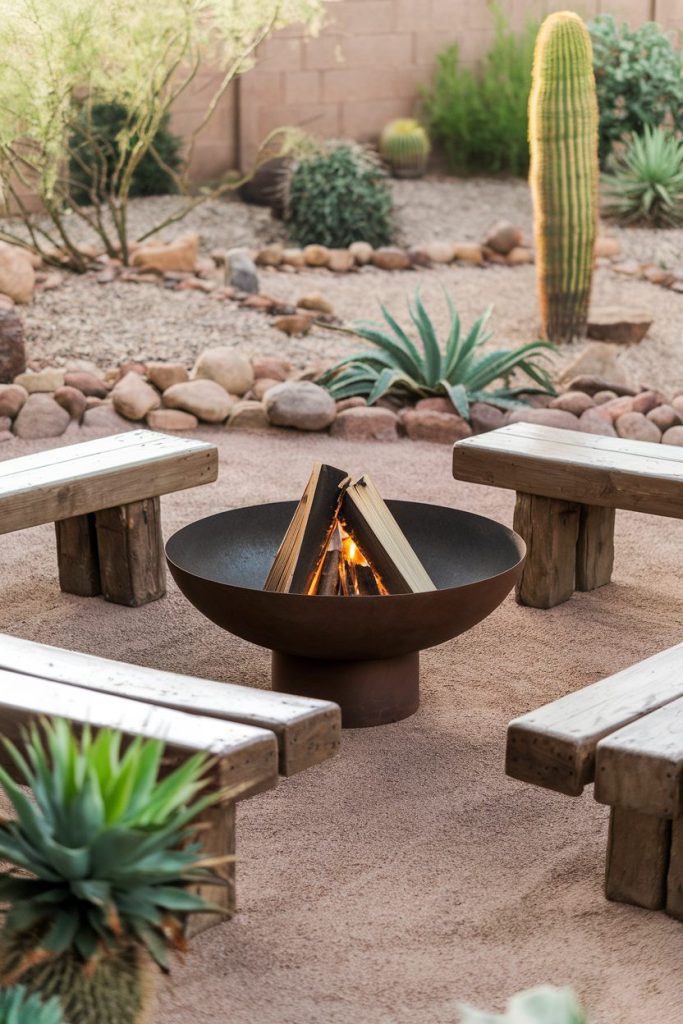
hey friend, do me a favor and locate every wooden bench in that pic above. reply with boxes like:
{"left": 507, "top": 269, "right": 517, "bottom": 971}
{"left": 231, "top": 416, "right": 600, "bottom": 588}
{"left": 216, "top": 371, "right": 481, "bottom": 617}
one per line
{"left": 0, "top": 430, "right": 217, "bottom": 606}
{"left": 0, "top": 633, "right": 342, "bottom": 931}
{"left": 452, "top": 422, "right": 683, "bottom": 608}
{"left": 506, "top": 643, "right": 683, "bottom": 921}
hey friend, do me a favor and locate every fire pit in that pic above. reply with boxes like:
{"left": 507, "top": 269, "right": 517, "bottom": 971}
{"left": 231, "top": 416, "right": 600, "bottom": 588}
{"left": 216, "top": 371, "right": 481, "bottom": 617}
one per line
{"left": 166, "top": 499, "right": 525, "bottom": 728}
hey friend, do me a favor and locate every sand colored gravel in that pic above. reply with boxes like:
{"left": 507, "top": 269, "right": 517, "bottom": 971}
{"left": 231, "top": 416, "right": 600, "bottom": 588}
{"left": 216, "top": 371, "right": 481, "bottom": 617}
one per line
{"left": 0, "top": 424, "right": 682, "bottom": 1023}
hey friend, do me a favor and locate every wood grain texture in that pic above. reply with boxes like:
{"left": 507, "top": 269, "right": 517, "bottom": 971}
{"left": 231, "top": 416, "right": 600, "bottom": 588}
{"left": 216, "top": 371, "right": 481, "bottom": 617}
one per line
{"left": 0, "top": 430, "right": 218, "bottom": 534}
{"left": 187, "top": 802, "right": 236, "bottom": 935}
{"left": 0, "top": 635, "right": 341, "bottom": 776}
{"left": 576, "top": 504, "right": 615, "bottom": 591}
{"left": 605, "top": 806, "right": 671, "bottom": 910}
{"left": 96, "top": 497, "right": 166, "bottom": 606}
{"left": 453, "top": 423, "right": 683, "bottom": 517}
{"left": 594, "top": 696, "right": 683, "bottom": 817}
{"left": 505, "top": 642, "right": 683, "bottom": 795}
{"left": 666, "top": 814, "right": 683, "bottom": 921}
{"left": 55, "top": 513, "right": 101, "bottom": 597}
{"left": 513, "top": 492, "right": 579, "bottom": 608}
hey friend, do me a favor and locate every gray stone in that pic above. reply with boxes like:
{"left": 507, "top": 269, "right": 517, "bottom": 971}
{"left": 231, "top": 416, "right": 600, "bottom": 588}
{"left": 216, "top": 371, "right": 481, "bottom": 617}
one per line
{"left": 229, "top": 251, "right": 259, "bottom": 293}
{"left": 13, "top": 393, "right": 70, "bottom": 439}
{"left": 163, "top": 380, "right": 236, "bottom": 423}
{"left": 192, "top": 346, "right": 254, "bottom": 396}
{"left": 264, "top": 381, "right": 336, "bottom": 431}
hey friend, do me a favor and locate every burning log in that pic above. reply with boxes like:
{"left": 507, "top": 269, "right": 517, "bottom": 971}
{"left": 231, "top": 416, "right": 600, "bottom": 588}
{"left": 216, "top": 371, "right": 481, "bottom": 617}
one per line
{"left": 263, "top": 463, "right": 435, "bottom": 596}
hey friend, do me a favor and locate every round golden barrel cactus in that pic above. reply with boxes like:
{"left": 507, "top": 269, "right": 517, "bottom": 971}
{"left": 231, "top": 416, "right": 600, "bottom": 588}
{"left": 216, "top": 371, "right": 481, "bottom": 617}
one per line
{"left": 529, "top": 11, "right": 599, "bottom": 343}
{"left": 379, "top": 119, "right": 431, "bottom": 178}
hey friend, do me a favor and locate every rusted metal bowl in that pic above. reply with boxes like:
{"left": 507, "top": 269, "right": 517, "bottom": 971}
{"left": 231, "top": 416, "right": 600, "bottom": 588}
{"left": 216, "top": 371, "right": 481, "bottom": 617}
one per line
{"left": 166, "top": 500, "right": 525, "bottom": 728}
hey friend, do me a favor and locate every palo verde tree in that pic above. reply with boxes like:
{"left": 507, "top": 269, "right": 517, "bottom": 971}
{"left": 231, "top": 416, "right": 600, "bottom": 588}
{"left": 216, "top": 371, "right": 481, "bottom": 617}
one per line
{"left": 0, "top": 0, "right": 330, "bottom": 270}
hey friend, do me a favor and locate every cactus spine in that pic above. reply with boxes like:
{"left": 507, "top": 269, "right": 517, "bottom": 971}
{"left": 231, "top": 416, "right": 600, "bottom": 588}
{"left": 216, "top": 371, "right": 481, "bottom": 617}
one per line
{"left": 529, "top": 12, "right": 599, "bottom": 343}
{"left": 379, "top": 119, "right": 430, "bottom": 178}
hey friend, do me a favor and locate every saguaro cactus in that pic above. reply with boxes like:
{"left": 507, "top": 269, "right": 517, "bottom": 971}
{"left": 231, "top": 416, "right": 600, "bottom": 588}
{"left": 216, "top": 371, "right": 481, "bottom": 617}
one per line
{"left": 529, "top": 12, "right": 599, "bottom": 343}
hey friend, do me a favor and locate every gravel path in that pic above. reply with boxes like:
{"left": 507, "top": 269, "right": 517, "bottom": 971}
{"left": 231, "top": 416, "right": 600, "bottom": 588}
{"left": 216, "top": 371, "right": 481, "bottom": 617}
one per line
{"left": 12, "top": 177, "right": 683, "bottom": 391}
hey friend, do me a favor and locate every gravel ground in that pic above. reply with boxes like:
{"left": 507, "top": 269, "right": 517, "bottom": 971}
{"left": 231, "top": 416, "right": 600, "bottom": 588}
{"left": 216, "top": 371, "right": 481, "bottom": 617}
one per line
{"left": 10, "top": 177, "right": 683, "bottom": 390}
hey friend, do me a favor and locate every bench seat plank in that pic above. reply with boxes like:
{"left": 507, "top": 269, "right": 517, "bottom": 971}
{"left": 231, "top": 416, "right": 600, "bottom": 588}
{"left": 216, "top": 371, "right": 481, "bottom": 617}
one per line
{"left": 0, "top": 635, "right": 341, "bottom": 776}
{"left": 0, "top": 430, "right": 218, "bottom": 533}
{"left": 453, "top": 423, "right": 683, "bottom": 517}
{"left": 506, "top": 643, "right": 683, "bottom": 796}
{"left": 595, "top": 696, "right": 683, "bottom": 817}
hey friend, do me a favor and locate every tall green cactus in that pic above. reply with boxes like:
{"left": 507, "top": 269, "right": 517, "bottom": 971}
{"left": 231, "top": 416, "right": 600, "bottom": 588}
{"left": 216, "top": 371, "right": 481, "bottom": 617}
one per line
{"left": 529, "top": 12, "right": 599, "bottom": 343}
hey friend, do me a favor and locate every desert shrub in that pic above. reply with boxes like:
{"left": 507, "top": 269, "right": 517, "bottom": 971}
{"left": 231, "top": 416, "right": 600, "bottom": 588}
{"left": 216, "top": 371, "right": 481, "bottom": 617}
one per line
{"left": 589, "top": 15, "right": 683, "bottom": 165}
{"left": 421, "top": 6, "right": 537, "bottom": 176}
{"left": 285, "top": 143, "right": 394, "bottom": 248}
{"left": 69, "top": 102, "right": 183, "bottom": 204}
{"left": 602, "top": 126, "right": 683, "bottom": 227}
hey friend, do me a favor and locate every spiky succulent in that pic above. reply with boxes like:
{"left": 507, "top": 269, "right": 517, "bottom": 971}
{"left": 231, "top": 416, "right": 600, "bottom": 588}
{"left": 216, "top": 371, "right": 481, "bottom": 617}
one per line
{"left": 317, "top": 291, "right": 555, "bottom": 417}
{"left": 0, "top": 985, "right": 64, "bottom": 1024}
{"left": 0, "top": 719, "right": 222, "bottom": 979}
{"left": 458, "top": 984, "right": 587, "bottom": 1024}
{"left": 602, "top": 126, "right": 683, "bottom": 227}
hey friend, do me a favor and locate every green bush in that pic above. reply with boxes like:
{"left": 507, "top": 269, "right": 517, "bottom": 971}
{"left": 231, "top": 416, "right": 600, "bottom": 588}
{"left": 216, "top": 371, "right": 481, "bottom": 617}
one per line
{"left": 602, "top": 126, "right": 683, "bottom": 227}
{"left": 421, "top": 6, "right": 537, "bottom": 176}
{"left": 69, "top": 101, "right": 183, "bottom": 205}
{"left": 285, "top": 143, "right": 394, "bottom": 248}
{"left": 588, "top": 15, "right": 683, "bottom": 166}
{"left": 459, "top": 984, "right": 587, "bottom": 1024}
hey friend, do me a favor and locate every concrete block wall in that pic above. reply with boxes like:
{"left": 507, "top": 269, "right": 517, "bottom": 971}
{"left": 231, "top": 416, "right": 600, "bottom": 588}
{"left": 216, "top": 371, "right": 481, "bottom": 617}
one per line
{"left": 172, "top": 0, "right": 683, "bottom": 178}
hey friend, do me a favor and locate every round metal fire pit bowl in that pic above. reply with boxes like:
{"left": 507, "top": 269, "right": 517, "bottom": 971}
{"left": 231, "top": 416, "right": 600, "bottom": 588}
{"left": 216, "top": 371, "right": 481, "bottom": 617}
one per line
{"left": 166, "top": 500, "right": 525, "bottom": 728}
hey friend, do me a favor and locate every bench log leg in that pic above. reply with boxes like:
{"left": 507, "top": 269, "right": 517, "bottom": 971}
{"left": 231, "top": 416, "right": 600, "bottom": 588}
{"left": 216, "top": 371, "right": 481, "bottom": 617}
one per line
{"left": 576, "top": 505, "right": 615, "bottom": 592}
{"left": 55, "top": 513, "right": 101, "bottom": 597}
{"left": 605, "top": 806, "right": 671, "bottom": 910}
{"left": 95, "top": 497, "right": 166, "bottom": 607}
{"left": 513, "top": 493, "right": 580, "bottom": 609}
{"left": 666, "top": 814, "right": 683, "bottom": 921}
{"left": 187, "top": 801, "right": 236, "bottom": 936}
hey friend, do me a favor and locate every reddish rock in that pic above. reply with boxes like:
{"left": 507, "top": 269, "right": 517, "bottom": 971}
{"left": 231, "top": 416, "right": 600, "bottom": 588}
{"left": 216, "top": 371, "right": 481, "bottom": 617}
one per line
{"left": 146, "top": 408, "right": 198, "bottom": 431}
{"left": 642, "top": 265, "right": 675, "bottom": 287}
{"left": 0, "top": 242, "right": 35, "bottom": 304}
{"left": 112, "top": 371, "right": 161, "bottom": 421}
{"left": 252, "top": 356, "right": 291, "bottom": 381}
{"left": 255, "top": 244, "right": 284, "bottom": 267}
{"left": 631, "top": 390, "right": 661, "bottom": 415}
{"left": 598, "top": 395, "right": 636, "bottom": 422}
{"left": 116, "top": 361, "right": 147, "bottom": 381}
{"left": 227, "top": 400, "right": 270, "bottom": 431}
{"left": 452, "top": 243, "right": 484, "bottom": 265}
{"left": 241, "top": 294, "right": 278, "bottom": 312}
{"left": 252, "top": 377, "right": 280, "bottom": 401}
{"left": 567, "top": 375, "right": 637, "bottom": 398}
{"left": 177, "top": 276, "right": 218, "bottom": 293}
{"left": 53, "top": 385, "right": 87, "bottom": 420}
{"left": 303, "top": 245, "right": 330, "bottom": 268}
{"left": 506, "top": 246, "right": 534, "bottom": 265}
{"left": 550, "top": 391, "right": 595, "bottom": 415}
{"left": 401, "top": 409, "right": 472, "bottom": 444}
{"left": 577, "top": 408, "right": 617, "bottom": 436}
{"left": 671, "top": 395, "right": 683, "bottom": 415}
{"left": 131, "top": 233, "right": 198, "bottom": 274}
{"left": 483, "top": 220, "right": 523, "bottom": 255}
{"left": 415, "top": 396, "right": 457, "bottom": 414}
{"left": 146, "top": 362, "right": 189, "bottom": 392}
{"left": 330, "top": 406, "right": 398, "bottom": 442}
{"left": 594, "top": 236, "right": 621, "bottom": 259}
{"left": 0, "top": 416, "right": 10, "bottom": 432}
{"left": 82, "top": 404, "right": 132, "bottom": 432}
{"left": 0, "top": 429, "right": 12, "bottom": 443}
{"left": 371, "top": 247, "right": 411, "bottom": 271}
{"left": 13, "top": 394, "right": 70, "bottom": 439}
{"left": 64, "top": 371, "right": 109, "bottom": 398}
{"left": 648, "top": 405, "right": 681, "bottom": 432}
{"left": 662, "top": 425, "right": 683, "bottom": 446}
{"left": 297, "top": 294, "right": 333, "bottom": 315}
{"left": 273, "top": 314, "right": 314, "bottom": 337}
{"left": 593, "top": 389, "right": 618, "bottom": 405}
{"left": 507, "top": 408, "right": 579, "bottom": 431}
{"left": 613, "top": 260, "right": 642, "bottom": 276}
{"left": 469, "top": 402, "right": 506, "bottom": 434}
{"left": 615, "top": 412, "right": 661, "bottom": 443}
{"left": 0, "top": 310, "right": 26, "bottom": 383}
{"left": 336, "top": 396, "right": 367, "bottom": 413}
{"left": 328, "top": 249, "right": 355, "bottom": 273}
{"left": 0, "top": 383, "right": 27, "bottom": 418}
{"left": 587, "top": 308, "right": 653, "bottom": 344}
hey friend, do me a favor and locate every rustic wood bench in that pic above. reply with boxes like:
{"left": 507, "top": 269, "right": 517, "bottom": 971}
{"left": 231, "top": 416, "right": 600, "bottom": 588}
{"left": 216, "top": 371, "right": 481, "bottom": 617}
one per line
{"left": 452, "top": 422, "right": 683, "bottom": 608}
{"left": 0, "top": 430, "right": 218, "bottom": 606}
{"left": 506, "top": 643, "right": 683, "bottom": 921}
{"left": 0, "top": 633, "right": 341, "bottom": 931}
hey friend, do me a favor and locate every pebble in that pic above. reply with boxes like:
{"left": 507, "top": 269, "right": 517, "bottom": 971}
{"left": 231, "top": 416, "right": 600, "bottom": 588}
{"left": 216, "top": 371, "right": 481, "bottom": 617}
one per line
{"left": 298, "top": 294, "right": 333, "bottom": 315}
{"left": 328, "top": 249, "right": 355, "bottom": 273}
{"left": 228, "top": 252, "right": 259, "bottom": 293}
{"left": 273, "top": 314, "right": 314, "bottom": 336}
{"left": 252, "top": 377, "right": 280, "bottom": 401}
{"left": 593, "top": 390, "right": 618, "bottom": 404}
{"left": 483, "top": 220, "right": 523, "bottom": 255}
{"left": 131, "top": 233, "right": 198, "bottom": 273}
{"left": 452, "top": 243, "right": 484, "bottom": 265}
{"left": 255, "top": 244, "right": 284, "bottom": 267}
{"left": 82, "top": 404, "right": 132, "bottom": 432}
{"left": 264, "top": 381, "right": 336, "bottom": 431}
{"left": 282, "top": 248, "right": 306, "bottom": 268}
{"left": 336, "top": 396, "right": 367, "bottom": 413}
{"left": 303, "top": 245, "right": 330, "bottom": 268}
{"left": 0, "top": 242, "right": 35, "bottom": 304}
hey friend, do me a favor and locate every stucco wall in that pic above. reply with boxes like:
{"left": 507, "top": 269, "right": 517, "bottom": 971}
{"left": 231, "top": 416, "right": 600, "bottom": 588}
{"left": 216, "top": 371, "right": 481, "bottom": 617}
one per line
{"left": 173, "top": 0, "right": 683, "bottom": 178}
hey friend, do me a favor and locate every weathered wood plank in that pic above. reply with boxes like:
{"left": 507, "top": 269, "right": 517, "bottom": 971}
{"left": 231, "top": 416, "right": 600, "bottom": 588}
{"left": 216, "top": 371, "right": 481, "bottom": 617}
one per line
{"left": 453, "top": 424, "right": 683, "bottom": 517}
{"left": 95, "top": 497, "right": 166, "bottom": 606}
{"left": 0, "top": 430, "right": 218, "bottom": 534}
{"left": 513, "top": 492, "right": 579, "bottom": 608}
{"left": 187, "top": 802, "right": 236, "bottom": 935}
{"left": 594, "top": 696, "right": 683, "bottom": 817}
{"left": 0, "top": 668, "right": 279, "bottom": 799}
{"left": 0, "top": 635, "right": 341, "bottom": 776}
{"left": 666, "top": 814, "right": 683, "bottom": 921}
{"left": 605, "top": 806, "right": 670, "bottom": 910}
{"left": 505, "top": 643, "right": 683, "bottom": 795}
{"left": 575, "top": 504, "right": 615, "bottom": 591}
{"left": 462, "top": 421, "right": 683, "bottom": 464}
{"left": 55, "top": 513, "right": 101, "bottom": 597}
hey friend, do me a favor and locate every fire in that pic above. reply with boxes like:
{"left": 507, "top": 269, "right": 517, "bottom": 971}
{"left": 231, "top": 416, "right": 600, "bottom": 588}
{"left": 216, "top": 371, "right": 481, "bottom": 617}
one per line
{"left": 341, "top": 534, "right": 364, "bottom": 566}
{"left": 307, "top": 525, "right": 388, "bottom": 596}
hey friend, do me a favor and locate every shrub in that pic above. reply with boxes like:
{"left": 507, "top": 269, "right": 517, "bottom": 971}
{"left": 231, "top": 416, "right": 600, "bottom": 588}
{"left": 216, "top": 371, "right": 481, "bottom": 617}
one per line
{"left": 588, "top": 15, "right": 683, "bottom": 166}
{"left": 602, "top": 126, "right": 683, "bottom": 227}
{"left": 459, "top": 984, "right": 587, "bottom": 1024}
{"left": 421, "top": 6, "right": 537, "bottom": 176}
{"left": 69, "top": 102, "right": 183, "bottom": 205}
{"left": 285, "top": 143, "right": 394, "bottom": 248}
{"left": 316, "top": 291, "right": 555, "bottom": 418}
{"left": 0, "top": 986, "right": 64, "bottom": 1024}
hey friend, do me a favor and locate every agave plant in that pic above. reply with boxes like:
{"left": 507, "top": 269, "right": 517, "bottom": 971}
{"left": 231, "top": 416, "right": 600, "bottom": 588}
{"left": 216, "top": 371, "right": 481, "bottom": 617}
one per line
{"left": 317, "top": 293, "right": 555, "bottom": 418}
{"left": 0, "top": 719, "right": 225, "bottom": 1024}
{"left": 602, "top": 126, "right": 683, "bottom": 227}
{"left": 0, "top": 985, "right": 64, "bottom": 1024}
{"left": 459, "top": 984, "right": 587, "bottom": 1024}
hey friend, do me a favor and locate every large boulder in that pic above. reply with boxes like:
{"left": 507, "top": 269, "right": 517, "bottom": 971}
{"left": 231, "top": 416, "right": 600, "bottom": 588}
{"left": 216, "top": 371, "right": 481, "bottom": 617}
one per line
{"left": 112, "top": 371, "right": 161, "bottom": 421}
{"left": 163, "top": 380, "right": 235, "bottom": 423}
{"left": 0, "top": 243, "right": 35, "bottom": 304}
{"left": 13, "top": 393, "right": 70, "bottom": 439}
{"left": 0, "top": 309, "right": 26, "bottom": 383}
{"left": 131, "top": 233, "right": 199, "bottom": 273}
{"left": 192, "top": 346, "right": 254, "bottom": 396}
{"left": 264, "top": 381, "right": 336, "bottom": 431}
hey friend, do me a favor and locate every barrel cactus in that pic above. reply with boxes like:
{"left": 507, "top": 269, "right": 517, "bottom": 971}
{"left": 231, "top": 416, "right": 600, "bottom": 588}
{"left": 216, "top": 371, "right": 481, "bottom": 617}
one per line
{"left": 0, "top": 986, "right": 64, "bottom": 1024}
{"left": 529, "top": 12, "right": 599, "bottom": 343}
{"left": 379, "top": 119, "right": 431, "bottom": 178}
{"left": 0, "top": 720, "right": 223, "bottom": 1024}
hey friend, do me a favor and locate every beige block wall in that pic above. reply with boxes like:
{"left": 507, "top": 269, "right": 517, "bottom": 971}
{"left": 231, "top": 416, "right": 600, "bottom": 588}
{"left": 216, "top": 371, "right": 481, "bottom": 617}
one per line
{"left": 173, "top": 0, "right": 683, "bottom": 179}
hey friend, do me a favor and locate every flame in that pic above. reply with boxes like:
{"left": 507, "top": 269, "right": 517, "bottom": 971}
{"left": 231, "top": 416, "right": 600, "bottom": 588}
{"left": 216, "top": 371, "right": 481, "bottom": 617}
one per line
{"left": 307, "top": 525, "right": 388, "bottom": 596}
{"left": 341, "top": 534, "right": 365, "bottom": 566}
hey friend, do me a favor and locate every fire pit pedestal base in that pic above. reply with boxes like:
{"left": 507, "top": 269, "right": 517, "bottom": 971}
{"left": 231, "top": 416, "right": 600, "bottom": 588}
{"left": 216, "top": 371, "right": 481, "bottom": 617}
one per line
{"left": 272, "top": 650, "right": 419, "bottom": 728}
